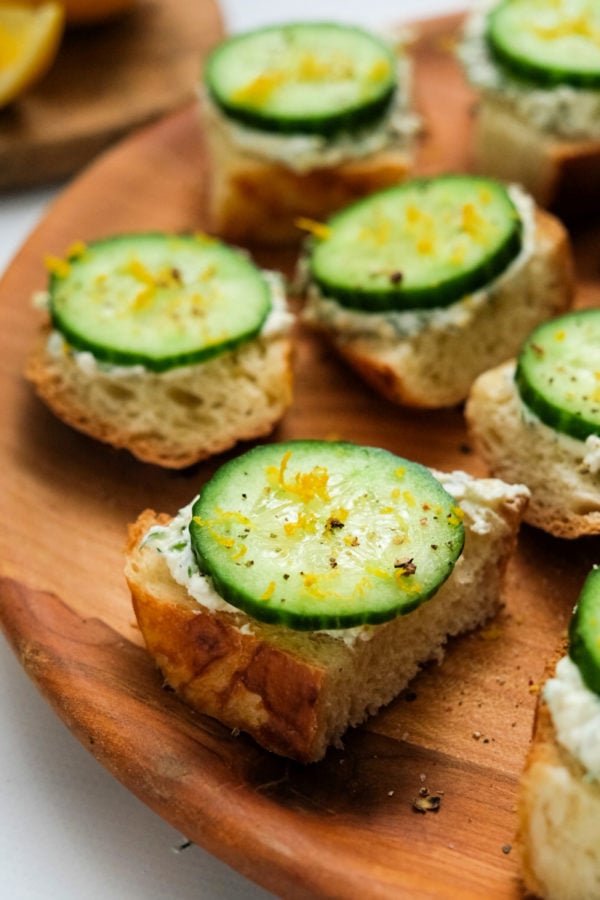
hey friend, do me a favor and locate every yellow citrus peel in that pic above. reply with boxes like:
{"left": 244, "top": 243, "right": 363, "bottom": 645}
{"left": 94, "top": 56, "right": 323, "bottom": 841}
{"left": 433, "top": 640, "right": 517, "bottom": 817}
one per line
{"left": 0, "top": 2, "right": 64, "bottom": 108}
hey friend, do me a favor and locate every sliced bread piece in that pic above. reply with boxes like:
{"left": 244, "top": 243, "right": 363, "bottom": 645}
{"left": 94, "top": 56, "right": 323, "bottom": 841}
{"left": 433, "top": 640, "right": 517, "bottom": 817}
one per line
{"left": 27, "top": 328, "right": 293, "bottom": 468}
{"left": 26, "top": 233, "right": 294, "bottom": 468}
{"left": 201, "top": 21, "right": 417, "bottom": 246}
{"left": 125, "top": 463, "right": 529, "bottom": 763}
{"left": 459, "top": 0, "right": 600, "bottom": 214}
{"left": 465, "top": 360, "right": 600, "bottom": 539}
{"left": 519, "top": 567, "right": 600, "bottom": 898}
{"left": 473, "top": 96, "right": 600, "bottom": 213}
{"left": 302, "top": 192, "right": 573, "bottom": 409}
{"left": 203, "top": 109, "right": 413, "bottom": 247}
{"left": 518, "top": 697, "right": 600, "bottom": 900}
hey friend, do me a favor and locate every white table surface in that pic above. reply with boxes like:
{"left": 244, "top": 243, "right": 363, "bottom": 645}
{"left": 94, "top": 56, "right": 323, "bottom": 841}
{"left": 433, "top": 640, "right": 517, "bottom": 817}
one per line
{"left": 0, "top": 2, "right": 461, "bottom": 897}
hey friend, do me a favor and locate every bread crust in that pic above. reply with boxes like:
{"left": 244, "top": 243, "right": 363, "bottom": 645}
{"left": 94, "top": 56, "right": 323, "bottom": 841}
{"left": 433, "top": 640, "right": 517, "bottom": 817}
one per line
{"left": 304, "top": 207, "right": 574, "bottom": 409}
{"left": 474, "top": 95, "right": 600, "bottom": 213}
{"left": 204, "top": 101, "right": 412, "bottom": 247}
{"left": 465, "top": 361, "right": 600, "bottom": 539}
{"left": 125, "top": 473, "right": 529, "bottom": 762}
{"left": 519, "top": 685, "right": 600, "bottom": 899}
{"left": 26, "top": 329, "right": 293, "bottom": 468}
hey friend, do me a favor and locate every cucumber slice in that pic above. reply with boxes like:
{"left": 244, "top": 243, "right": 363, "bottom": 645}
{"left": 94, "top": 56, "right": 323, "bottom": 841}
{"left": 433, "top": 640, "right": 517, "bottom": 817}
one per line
{"left": 204, "top": 22, "right": 396, "bottom": 137}
{"left": 190, "top": 440, "right": 465, "bottom": 631}
{"left": 48, "top": 233, "right": 272, "bottom": 373}
{"left": 569, "top": 566, "right": 600, "bottom": 695}
{"left": 515, "top": 309, "right": 600, "bottom": 441}
{"left": 487, "top": 0, "right": 600, "bottom": 89}
{"left": 308, "top": 175, "right": 523, "bottom": 312}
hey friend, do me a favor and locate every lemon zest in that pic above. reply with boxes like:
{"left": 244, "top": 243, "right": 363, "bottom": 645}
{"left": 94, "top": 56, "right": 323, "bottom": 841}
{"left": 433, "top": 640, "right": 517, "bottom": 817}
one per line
{"left": 191, "top": 514, "right": 235, "bottom": 548}
{"left": 267, "top": 451, "right": 331, "bottom": 504}
{"left": 284, "top": 511, "right": 317, "bottom": 536}
{"left": 461, "top": 202, "right": 487, "bottom": 240}
{"left": 66, "top": 240, "right": 87, "bottom": 259}
{"left": 232, "top": 70, "right": 285, "bottom": 104}
{"left": 260, "top": 581, "right": 276, "bottom": 600}
{"left": 44, "top": 254, "right": 70, "bottom": 278}
{"left": 295, "top": 217, "right": 332, "bottom": 240}
{"left": 366, "top": 565, "right": 391, "bottom": 580}
{"left": 127, "top": 258, "right": 156, "bottom": 286}
{"left": 393, "top": 571, "right": 423, "bottom": 594}
{"left": 367, "top": 57, "right": 391, "bottom": 81}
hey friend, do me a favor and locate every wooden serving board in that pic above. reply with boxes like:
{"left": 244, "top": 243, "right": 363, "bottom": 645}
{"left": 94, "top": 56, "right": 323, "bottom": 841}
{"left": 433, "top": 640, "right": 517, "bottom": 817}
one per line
{"left": 0, "top": 13, "right": 599, "bottom": 899}
{"left": 0, "top": 0, "right": 222, "bottom": 190}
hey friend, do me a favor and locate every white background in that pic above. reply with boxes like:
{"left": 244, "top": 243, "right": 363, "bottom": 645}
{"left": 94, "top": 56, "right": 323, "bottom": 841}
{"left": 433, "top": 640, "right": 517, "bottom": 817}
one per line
{"left": 1, "top": 2, "right": 461, "bottom": 897}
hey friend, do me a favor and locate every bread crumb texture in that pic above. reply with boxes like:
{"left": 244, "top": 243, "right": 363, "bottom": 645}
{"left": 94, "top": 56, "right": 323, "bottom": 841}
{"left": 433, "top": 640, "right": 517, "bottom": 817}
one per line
{"left": 466, "top": 360, "right": 600, "bottom": 538}
{"left": 519, "top": 701, "right": 600, "bottom": 900}
{"left": 26, "top": 330, "right": 293, "bottom": 468}
{"left": 203, "top": 101, "right": 411, "bottom": 247}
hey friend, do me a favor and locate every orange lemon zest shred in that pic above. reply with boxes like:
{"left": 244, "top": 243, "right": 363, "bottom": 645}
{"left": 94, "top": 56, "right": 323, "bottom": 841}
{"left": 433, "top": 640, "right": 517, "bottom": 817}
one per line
{"left": 295, "top": 217, "right": 332, "bottom": 240}
{"left": 44, "top": 254, "right": 70, "bottom": 278}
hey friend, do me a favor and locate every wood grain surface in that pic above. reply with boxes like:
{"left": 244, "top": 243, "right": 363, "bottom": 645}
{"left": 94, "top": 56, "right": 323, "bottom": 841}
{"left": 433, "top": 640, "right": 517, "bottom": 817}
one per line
{"left": 1, "top": 13, "right": 599, "bottom": 899}
{"left": 0, "top": 0, "right": 222, "bottom": 190}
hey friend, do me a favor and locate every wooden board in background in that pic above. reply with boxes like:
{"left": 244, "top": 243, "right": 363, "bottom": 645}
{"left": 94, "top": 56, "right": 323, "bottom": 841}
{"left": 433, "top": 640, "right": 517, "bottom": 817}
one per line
{"left": 0, "top": 13, "right": 599, "bottom": 899}
{"left": 0, "top": 0, "right": 222, "bottom": 190}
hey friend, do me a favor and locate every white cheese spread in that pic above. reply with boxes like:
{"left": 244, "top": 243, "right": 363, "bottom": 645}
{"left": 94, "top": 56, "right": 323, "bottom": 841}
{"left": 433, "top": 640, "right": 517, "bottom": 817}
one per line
{"left": 302, "top": 184, "right": 535, "bottom": 341}
{"left": 513, "top": 370, "right": 600, "bottom": 478}
{"left": 544, "top": 655, "right": 600, "bottom": 780}
{"left": 435, "top": 469, "right": 530, "bottom": 536}
{"left": 459, "top": 1, "right": 600, "bottom": 139}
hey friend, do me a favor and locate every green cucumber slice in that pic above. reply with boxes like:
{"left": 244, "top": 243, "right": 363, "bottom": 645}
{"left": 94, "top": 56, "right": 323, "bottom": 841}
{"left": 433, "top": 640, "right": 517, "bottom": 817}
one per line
{"left": 515, "top": 309, "right": 600, "bottom": 441}
{"left": 569, "top": 566, "right": 600, "bottom": 695}
{"left": 48, "top": 233, "right": 272, "bottom": 373}
{"left": 487, "top": 0, "right": 600, "bottom": 89}
{"left": 204, "top": 22, "right": 396, "bottom": 137}
{"left": 308, "top": 175, "right": 523, "bottom": 312}
{"left": 190, "top": 440, "right": 465, "bottom": 631}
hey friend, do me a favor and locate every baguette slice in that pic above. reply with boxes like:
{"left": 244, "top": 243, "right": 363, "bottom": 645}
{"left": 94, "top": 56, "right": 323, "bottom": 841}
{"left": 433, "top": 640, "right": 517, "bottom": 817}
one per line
{"left": 303, "top": 206, "right": 573, "bottom": 408}
{"left": 474, "top": 95, "right": 600, "bottom": 214}
{"left": 203, "top": 100, "right": 412, "bottom": 247}
{"left": 26, "top": 328, "right": 293, "bottom": 469}
{"left": 465, "top": 360, "right": 600, "bottom": 539}
{"left": 125, "top": 470, "right": 529, "bottom": 763}
{"left": 519, "top": 685, "right": 600, "bottom": 899}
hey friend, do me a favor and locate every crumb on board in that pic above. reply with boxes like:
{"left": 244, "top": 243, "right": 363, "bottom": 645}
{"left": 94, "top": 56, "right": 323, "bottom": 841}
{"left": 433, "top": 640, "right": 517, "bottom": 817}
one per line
{"left": 412, "top": 782, "right": 443, "bottom": 814}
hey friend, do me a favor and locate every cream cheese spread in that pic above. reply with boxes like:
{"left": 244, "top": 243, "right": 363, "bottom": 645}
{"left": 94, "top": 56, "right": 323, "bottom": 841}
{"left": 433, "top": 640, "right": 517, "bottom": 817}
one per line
{"left": 435, "top": 469, "right": 530, "bottom": 536}
{"left": 544, "top": 655, "right": 600, "bottom": 780}
{"left": 45, "top": 270, "right": 293, "bottom": 378}
{"left": 459, "top": 1, "right": 600, "bottom": 139}
{"left": 302, "top": 184, "right": 535, "bottom": 341}
{"left": 203, "top": 52, "right": 419, "bottom": 174}
{"left": 510, "top": 368, "right": 600, "bottom": 478}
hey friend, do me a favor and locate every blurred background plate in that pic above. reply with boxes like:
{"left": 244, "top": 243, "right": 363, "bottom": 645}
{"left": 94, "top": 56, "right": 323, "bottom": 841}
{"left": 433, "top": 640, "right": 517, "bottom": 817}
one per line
{"left": 0, "top": 0, "right": 222, "bottom": 190}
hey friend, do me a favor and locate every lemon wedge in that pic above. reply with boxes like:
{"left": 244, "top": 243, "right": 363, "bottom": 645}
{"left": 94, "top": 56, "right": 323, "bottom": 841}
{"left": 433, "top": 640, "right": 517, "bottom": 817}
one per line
{"left": 0, "top": 2, "right": 64, "bottom": 108}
